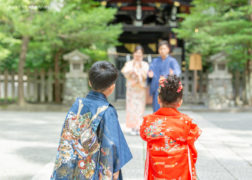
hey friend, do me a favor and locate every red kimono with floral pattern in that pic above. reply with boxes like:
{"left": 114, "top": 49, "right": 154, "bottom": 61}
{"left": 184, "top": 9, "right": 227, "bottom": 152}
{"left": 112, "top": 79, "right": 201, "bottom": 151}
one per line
{"left": 140, "top": 108, "right": 201, "bottom": 180}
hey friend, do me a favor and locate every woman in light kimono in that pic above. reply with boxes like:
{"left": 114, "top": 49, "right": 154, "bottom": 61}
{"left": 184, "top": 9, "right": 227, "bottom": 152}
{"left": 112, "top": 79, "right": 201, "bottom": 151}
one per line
{"left": 121, "top": 45, "right": 149, "bottom": 135}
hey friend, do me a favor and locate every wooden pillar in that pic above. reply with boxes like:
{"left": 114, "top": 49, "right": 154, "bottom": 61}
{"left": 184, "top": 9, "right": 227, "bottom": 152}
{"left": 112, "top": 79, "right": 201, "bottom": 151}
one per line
{"left": 198, "top": 71, "right": 203, "bottom": 100}
{"left": 28, "top": 71, "right": 34, "bottom": 102}
{"left": 247, "top": 0, "right": 252, "bottom": 105}
{"left": 40, "top": 69, "right": 45, "bottom": 103}
{"left": 61, "top": 68, "right": 67, "bottom": 102}
{"left": 242, "top": 71, "right": 246, "bottom": 102}
{"left": 18, "top": 36, "right": 29, "bottom": 106}
{"left": 234, "top": 71, "right": 240, "bottom": 104}
{"left": 4, "top": 70, "right": 8, "bottom": 103}
{"left": 54, "top": 50, "right": 62, "bottom": 104}
{"left": 0, "top": 71, "right": 1, "bottom": 100}
{"left": 193, "top": 70, "right": 198, "bottom": 97}
{"left": 183, "top": 69, "right": 189, "bottom": 103}
{"left": 33, "top": 70, "right": 38, "bottom": 102}
{"left": 47, "top": 69, "right": 53, "bottom": 103}
{"left": 26, "top": 70, "right": 31, "bottom": 100}
{"left": 11, "top": 72, "right": 15, "bottom": 100}
{"left": 189, "top": 53, "right": 202, "bottom": 102}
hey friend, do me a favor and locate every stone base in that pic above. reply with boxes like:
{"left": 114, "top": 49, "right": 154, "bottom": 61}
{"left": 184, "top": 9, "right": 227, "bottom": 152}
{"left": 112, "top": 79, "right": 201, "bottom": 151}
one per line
{"left": 208, "top": 78, "right": 234, "bottom": 109}
{"left": 63, "top": 76, "right": 89, "bottom": 105}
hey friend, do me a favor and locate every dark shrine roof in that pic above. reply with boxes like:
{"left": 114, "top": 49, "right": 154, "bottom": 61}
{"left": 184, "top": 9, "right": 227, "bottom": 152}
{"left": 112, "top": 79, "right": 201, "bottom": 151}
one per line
{"left": 96, "top": 0, "right": 193, "bottom": 6}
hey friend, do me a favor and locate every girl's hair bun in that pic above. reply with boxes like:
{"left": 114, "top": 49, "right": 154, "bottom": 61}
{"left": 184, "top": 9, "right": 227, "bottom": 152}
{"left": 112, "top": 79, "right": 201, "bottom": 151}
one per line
{"left": 158, "top": 75, "right": 183, "bottom": 104}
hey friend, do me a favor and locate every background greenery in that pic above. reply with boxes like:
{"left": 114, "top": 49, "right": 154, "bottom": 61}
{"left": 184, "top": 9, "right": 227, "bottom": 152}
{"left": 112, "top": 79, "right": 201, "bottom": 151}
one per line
{"left": 0, "top": 0, "right": 122, "bottom": 71}
{"left": 174, "top": 0, "right": 252, "bottom": 72}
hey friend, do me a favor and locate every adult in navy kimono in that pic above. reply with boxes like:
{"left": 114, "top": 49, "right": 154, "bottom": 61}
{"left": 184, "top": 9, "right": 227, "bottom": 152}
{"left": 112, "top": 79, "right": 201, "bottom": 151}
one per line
{"left": 51, "top": 61, "right": 132, "bottom": 180}
{"left": 148, "top": 41, "right": 181, "bottom": 112}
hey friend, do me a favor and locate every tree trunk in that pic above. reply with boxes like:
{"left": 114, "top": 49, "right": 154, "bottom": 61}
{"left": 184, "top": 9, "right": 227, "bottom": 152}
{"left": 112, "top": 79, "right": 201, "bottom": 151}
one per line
{"left": 246, "top": 0, "right": 252, "bottom": 105}
{"left": 54, "top": 50, "right": 62, "bottom": 104}
{"left": 18, "top": 36, "right": 29, "bottom": 106}
{"left": 234, "top": 71, "right": 241, "bottom": 105}
{"left": 246, "top": 58, "right": 252, "bottom": 105}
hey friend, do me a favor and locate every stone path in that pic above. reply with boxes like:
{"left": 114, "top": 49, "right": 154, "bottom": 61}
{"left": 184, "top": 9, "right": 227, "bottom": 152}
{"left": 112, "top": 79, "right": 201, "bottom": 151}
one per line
{"left": 0, "top": 108, "right": 251, "bottom": 180}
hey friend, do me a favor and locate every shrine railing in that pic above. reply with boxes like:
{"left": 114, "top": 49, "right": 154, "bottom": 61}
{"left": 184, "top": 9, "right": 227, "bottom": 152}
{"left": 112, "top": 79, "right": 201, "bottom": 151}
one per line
{"left": 0, "top": 70, "right": 65, "bottom": 104}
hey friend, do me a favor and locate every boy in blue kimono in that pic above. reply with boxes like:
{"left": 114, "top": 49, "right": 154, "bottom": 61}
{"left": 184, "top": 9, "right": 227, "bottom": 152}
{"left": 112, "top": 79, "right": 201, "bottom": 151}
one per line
{"left": 51, "top": 61, "right": 132, "bottom": 180}
{"left": 148, "top": 41, "right": 181, "bottom": 112}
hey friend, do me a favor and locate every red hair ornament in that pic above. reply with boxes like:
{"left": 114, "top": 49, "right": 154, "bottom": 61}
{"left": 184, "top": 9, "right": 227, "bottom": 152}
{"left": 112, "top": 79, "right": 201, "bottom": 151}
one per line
{"left": 177, "top": 82, "right": 183, "bottom": 93}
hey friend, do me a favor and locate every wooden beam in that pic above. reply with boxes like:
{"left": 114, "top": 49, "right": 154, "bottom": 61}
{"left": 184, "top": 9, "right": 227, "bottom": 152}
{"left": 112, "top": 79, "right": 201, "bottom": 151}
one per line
{"left": 123, "top": 25, "right": 171, "bottom": 32}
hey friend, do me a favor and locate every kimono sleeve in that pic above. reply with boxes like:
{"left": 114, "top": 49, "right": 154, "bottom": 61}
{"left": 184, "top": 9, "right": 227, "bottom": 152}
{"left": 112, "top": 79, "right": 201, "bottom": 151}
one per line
{"left": 121, "top": 61, "right": 133, "bottom": 79}
{"left": 187, "top": 121, "right": 202, "bottom": 163}
{"left": 141, "top": 62, "right": 149, "bottom": 80}
{"left": 169, "top": 57, "right": 181, "bottom": 76}
{"left": 147, "top": 59, "right": 155, "bottom": 85}
{"left": 140, "top": 116, "right": 149, "bottom": 142}
{"left": 99, "top": 106, "right": 132, "bottom": 178}
{"left": 147, "top": 59, "right": 160, "bottom": 94}
{"left": 187, "top": 122, "right": 201, "bottom": 144}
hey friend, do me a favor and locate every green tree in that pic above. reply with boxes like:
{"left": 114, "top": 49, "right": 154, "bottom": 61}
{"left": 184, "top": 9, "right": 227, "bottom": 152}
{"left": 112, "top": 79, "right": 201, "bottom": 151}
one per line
{"left": 0, "top": 0, "right": 121, "bottom": 105}
{"left": 0, "top": 34, "right": 11, "bottom": 61}
{"left": 38, "top": 0, "right": 121, "bottom": 103}
{"left": 174, "top": 0, "right": 252, "bottom": 105}
{"left": 0, "top": 0, "right": 52, "bottom": 106}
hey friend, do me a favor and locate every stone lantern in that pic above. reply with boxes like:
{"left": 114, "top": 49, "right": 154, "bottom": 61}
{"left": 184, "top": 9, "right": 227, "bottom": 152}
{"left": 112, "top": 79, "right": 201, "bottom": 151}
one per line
{"left": 63, "top": 50, "right": 89, "bottom": 104}
{"left": 208, "top": 52, "right": 234, "bottom": 109}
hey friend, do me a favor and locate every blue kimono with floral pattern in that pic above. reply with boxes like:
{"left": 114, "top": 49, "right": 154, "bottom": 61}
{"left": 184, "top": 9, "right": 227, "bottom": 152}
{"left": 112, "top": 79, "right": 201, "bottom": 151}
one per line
{"left": 51, "top": 91, "right": 132, "bottom": 180}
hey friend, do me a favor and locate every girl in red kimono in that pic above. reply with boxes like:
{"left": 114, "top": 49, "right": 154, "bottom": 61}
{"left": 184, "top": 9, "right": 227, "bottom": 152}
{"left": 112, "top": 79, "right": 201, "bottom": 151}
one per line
{"left": 140, "top": 75, "right": 201, "bottom": 180}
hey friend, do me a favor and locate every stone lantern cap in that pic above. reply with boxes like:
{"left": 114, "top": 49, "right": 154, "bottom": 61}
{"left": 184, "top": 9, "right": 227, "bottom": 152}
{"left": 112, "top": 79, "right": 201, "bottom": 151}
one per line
{"left": 63, "top": 50, "right": 89, "bottom": 62}
{"left": 209, "top": 52, "right": 226, "bottom": 63}
{"left": 208, "top": 52, "right": 231, "bottom": 79}
{"left": 63, "top": 50, "right": 89, "bottom": 77}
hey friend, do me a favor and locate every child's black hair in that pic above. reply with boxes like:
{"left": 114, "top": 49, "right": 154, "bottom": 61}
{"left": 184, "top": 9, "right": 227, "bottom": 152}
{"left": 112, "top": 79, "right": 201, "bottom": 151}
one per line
{"left": 89, "top": 61, "right": 118, "bottom": 91}
{"left": 158, "top": 75, "right": 183, "bottom": 104}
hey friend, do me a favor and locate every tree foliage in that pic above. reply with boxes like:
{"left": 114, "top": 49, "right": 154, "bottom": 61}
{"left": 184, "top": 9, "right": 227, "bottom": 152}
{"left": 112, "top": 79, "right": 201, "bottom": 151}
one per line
{"left": 174, "top": 0, "right": 252, "bottom": 71}
{"left": 0, "top": 0, "right": 122, "bottom": 105}
{"left": 0, "top": 0, "right": 122, "bottom": 71}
